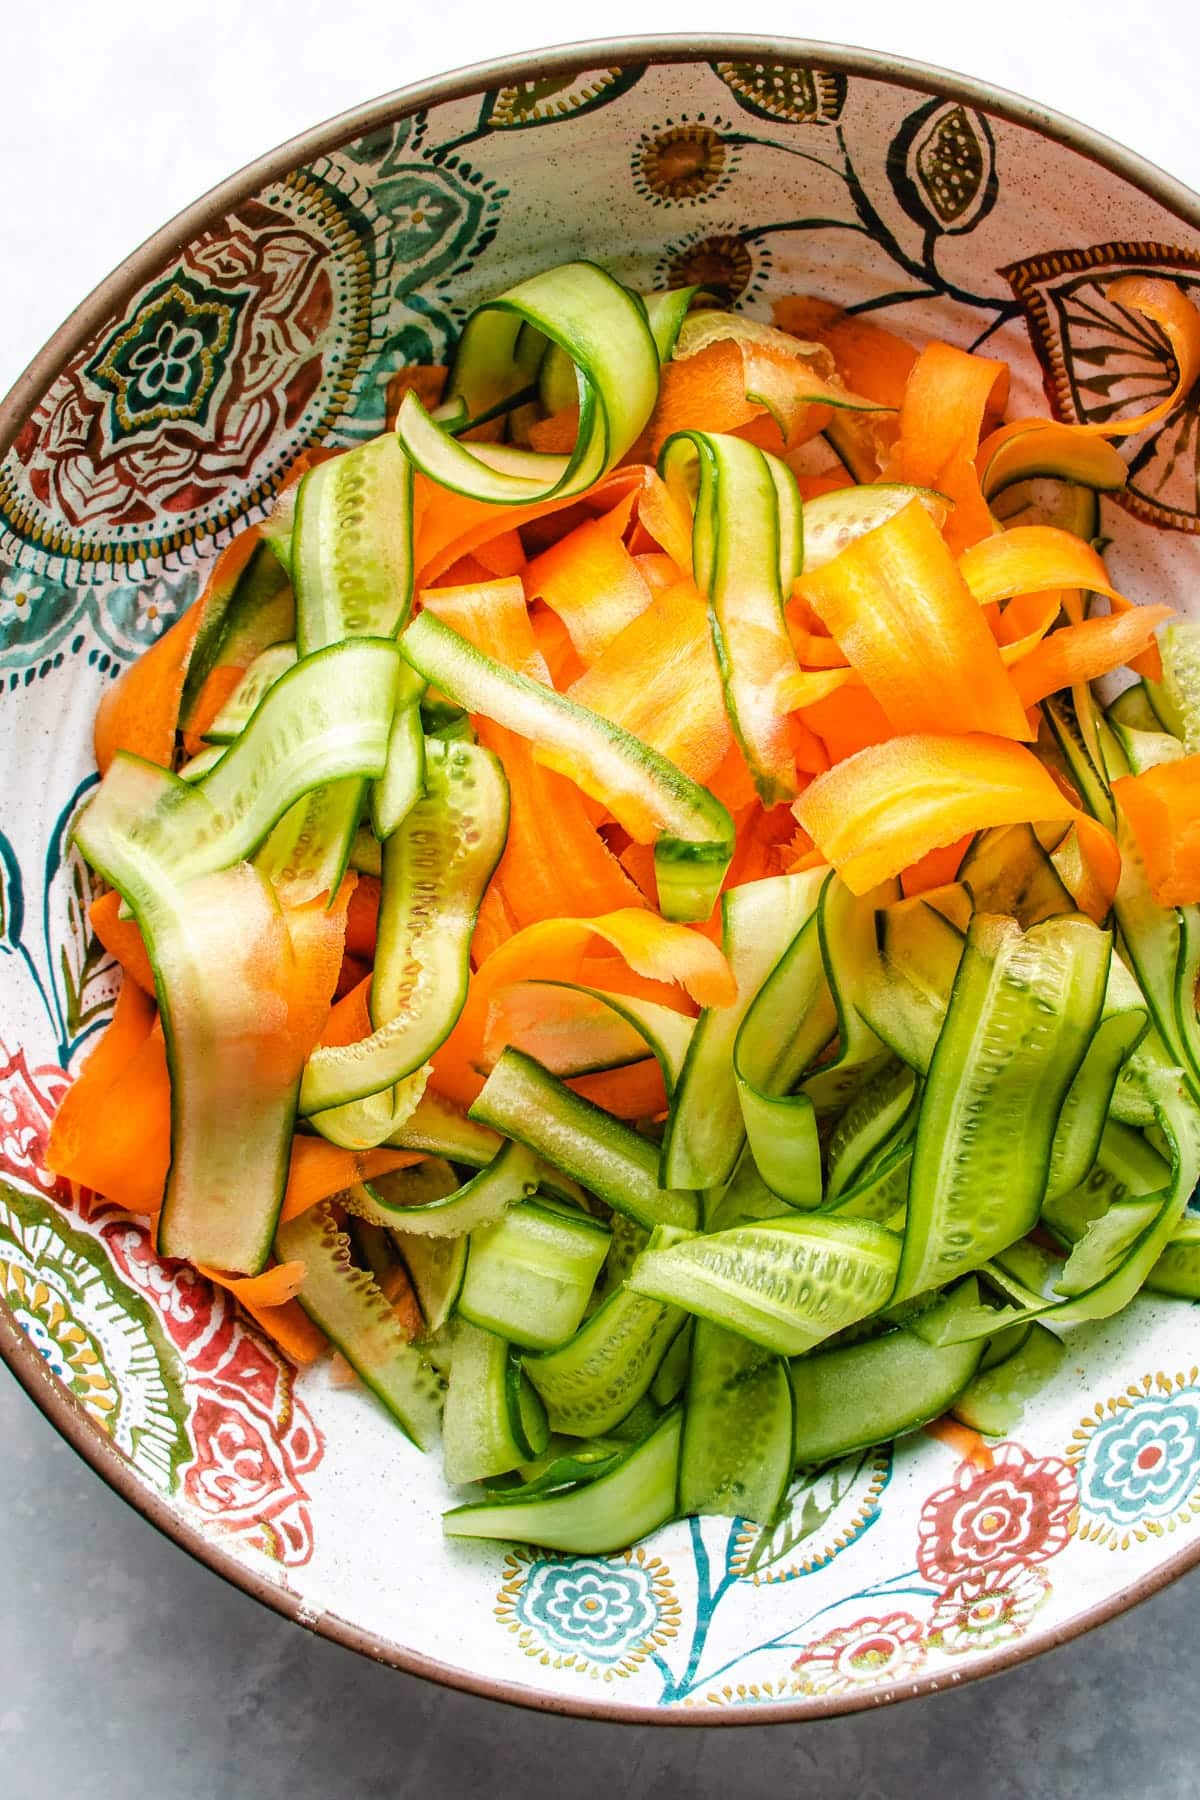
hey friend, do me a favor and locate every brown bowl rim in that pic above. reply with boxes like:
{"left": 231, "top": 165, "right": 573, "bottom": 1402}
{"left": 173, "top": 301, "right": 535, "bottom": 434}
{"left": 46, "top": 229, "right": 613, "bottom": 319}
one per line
{"left": 3, "top": 33, "right": 1199, "bottom": 1726}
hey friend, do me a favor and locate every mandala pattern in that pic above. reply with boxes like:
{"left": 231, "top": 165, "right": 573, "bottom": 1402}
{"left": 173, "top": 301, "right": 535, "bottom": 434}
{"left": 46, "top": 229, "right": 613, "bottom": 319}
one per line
{"left": 495, "top": 1546, "right": 680, "bottom": 1679}
{"left": 1003, "top": 241, "right": 1200, "bottom": 532}
{"left": 916, "top": 1442, "right": 1077, "bottom": 1585}
{"left": 1068, "top": 1373, "right": 1200, "bottom": 1549}
{"left": 790, "top": 1612, "right": 926, "bottom": 1697}
{"left": 1, "top": 178, "right": 376, "bottom": 579}
{"left": 729, "top": 1446, "right": 891, "bottom": 1583}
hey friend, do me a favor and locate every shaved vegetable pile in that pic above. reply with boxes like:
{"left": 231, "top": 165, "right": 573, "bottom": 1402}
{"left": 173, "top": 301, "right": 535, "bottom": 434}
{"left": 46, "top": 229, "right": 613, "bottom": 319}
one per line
{"left": 49, "top": 260, "right": 1200, "bottom": 1553}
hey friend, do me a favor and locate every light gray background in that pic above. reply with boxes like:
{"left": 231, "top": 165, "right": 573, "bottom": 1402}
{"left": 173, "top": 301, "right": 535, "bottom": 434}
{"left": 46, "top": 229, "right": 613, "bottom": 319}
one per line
{"left": 3, "top": 4, "right": 1199, "bottom": 1793}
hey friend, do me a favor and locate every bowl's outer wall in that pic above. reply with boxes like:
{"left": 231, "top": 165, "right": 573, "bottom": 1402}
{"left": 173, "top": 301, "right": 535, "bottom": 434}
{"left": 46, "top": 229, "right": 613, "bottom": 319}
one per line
{"left": 2, "top": 42, "right": 1200, "bottom": 1724}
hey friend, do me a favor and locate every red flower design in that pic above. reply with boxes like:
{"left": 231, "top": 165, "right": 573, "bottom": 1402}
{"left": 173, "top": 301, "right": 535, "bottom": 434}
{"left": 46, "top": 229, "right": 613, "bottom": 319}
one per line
{"left": 100, "top": 1218, "right": 323, "bottom": 1565}
{"left": 927, "top": 1563, "right": 1050, "bottom": 1654}
{"left": 0, "top": 1038, "right": 327, "bottom": 1569}
{"left": 791, "top": 1612, "right": 925, "bottom": 1696}
{"left": 917, "top": 1442, "right": 1076, "bottom": 1585}
{"left": 0, "top": 1046, "right": 68, "bottom": 1193}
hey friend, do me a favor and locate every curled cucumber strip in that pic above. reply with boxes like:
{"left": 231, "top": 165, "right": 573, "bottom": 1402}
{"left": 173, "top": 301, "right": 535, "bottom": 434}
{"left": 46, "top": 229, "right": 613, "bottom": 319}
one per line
{"left": 396, "top": 262, "right": 659, "bottom": 506}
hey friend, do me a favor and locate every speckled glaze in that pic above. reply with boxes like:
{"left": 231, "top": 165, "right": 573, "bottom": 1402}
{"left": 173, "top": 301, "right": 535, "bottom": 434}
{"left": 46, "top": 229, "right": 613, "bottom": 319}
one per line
{"left": 2, "top": 38, "right": 1200, "bottom": 1724}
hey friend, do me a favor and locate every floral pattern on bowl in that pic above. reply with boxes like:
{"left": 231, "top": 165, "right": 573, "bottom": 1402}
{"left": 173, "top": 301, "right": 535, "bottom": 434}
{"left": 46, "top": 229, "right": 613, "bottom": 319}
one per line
{"left": 2, "top": 41, "right": 1200, "bottom": 1720}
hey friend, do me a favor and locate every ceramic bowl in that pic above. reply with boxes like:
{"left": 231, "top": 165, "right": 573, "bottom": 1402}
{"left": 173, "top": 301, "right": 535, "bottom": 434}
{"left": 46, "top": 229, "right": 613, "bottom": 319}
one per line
{"left": 3, "top": 36, "right": 1200, "bottom": 1724}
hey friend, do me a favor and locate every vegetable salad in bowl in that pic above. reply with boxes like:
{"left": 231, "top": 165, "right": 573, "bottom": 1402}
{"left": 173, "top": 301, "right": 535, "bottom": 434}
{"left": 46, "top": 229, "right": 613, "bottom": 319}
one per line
{"left": 45, "top": 252, "right": 1200, "bottom": 1561}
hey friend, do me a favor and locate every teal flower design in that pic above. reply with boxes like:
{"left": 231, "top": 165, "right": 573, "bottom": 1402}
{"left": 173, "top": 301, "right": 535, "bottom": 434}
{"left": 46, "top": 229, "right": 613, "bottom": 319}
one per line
{"left": 1078, "top": 1390, "right": 1200, "bottom": 1526}
{"left": 497, "top": 1547, "right": 680, "bottom": 1677}
{"left": 520, "top": 1559, "right": 659, "bottom": 1657}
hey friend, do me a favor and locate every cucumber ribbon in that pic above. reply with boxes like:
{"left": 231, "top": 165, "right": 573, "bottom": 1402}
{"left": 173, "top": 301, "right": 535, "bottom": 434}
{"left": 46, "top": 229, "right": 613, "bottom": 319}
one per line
{"left": 301, "top": 737, "right": 509, "bottom": 1137}
{"left": 658, "top": 430, "right": 804, "bottom": 805}
{"left": 395, "top": 262, "right": 660, "bottom": 507}
{"left": 399, "top": 608, "right": 733, "bottom": 922}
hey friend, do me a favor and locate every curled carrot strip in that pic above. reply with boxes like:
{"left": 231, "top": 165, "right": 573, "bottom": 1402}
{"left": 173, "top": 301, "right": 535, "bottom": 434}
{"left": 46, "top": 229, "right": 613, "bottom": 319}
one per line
{"left": 924, "top": 1416, "right": 995, "bottom": 1469}
{"left": 1010, "top": 605, "right": 1174, "bottom": 708}
{"left": 887, "top": 341, "right": 1007, "bottom": 550}
{"left": 195, "top": 1259, "right": 330, "bottom": 1366}
{"left": 385, "top": 363, "right": 448, "bottom": 430}
{"left": 568, "top": 582, "right": 731, "bottom": 785}
{"left": 637, "top": 339, "right": 861, "bottom": 462}
{"left": 799, "top": 684, "right": 894, "bottom": 765}
{"left": 795, "top": 733, "right": 1077, "bottom": 894}
{"left": 976, "top": 419, "right": 1128, "bottom": 498}
{"left": 526, "top": 519, "right": 654, "bottom": 663}
{"left": 779, "top": 667, "right": 862, "bottom": 711}
{"left": 94, "top": 530, "right": 260, "bottom": 775}
{"left": 282, "top": 876, "right": 357, "bottom": 1068}
{"left": 422, "top": 577, "right": 643, "bottom": 927}
{"left": 1060, "top": 814, "right": 1124, "bottom": 922}
{"left": 432, "top": 910, "right": 734, "bottom": 1108}
{"left": 89, "top": 889, "right": 156, "bottom": 995}
{"left": 197, "top": 1260, "right": 307, "bottom": 1306}
{"left": 278, "top": 1138, "right": 426, "bottom": 1224}
{"left": 786, "top": 630, "right": 851, "bottom": 670}
{"left": 901, "top": 835, "right": 972, "bottom": 898}
{"left": 345, "top": 875, "right": 381, "bottom": 961}
{"left": 414, "top": 465, "right": 644, "bottom": 588}
{"left": 235, "top": 1298, "right": 329, "bottom": 1366}
{"left": 994, "top": 593, "right": 1062, "bottom": 660}
{"left": 47, "top": 1023, "right": 172, "bottom": 1214}
{"left": 959, "top": 526, "right": 1132, "bottom": 611}
{"left": 568, "top": 1060, "right": 668, "bottom": 1119}
{"left": 797, "top": 501, "right": 1030, "bottom": 740}
{"left": 46, "top": 978, "right": 157, "bottom": 1191}
{"left": 1114, "top": 758, "right": 1200, "bottom": 906}
{"left": 1025, "top": 276, "right": 1200, "bottom": 442}
{"left": 972, "top": 278, "right": 1200, "bottom": 519}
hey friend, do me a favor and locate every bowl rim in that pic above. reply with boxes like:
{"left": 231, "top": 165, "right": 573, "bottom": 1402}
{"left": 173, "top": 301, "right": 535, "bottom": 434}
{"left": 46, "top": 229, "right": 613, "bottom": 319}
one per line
{"left": 3, "top": 32, "right": 1199, "bottom": 1727}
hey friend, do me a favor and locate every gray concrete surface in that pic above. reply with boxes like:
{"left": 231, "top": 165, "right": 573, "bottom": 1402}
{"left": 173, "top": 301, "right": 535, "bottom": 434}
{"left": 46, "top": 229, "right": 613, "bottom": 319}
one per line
{"left": 2, "top": 1362, "right": 1194, "bottom": 1800}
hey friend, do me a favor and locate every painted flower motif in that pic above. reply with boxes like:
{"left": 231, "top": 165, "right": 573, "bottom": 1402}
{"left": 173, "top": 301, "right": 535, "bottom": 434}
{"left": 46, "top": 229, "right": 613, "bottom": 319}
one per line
{"left": 496, "top": 1547, "right": 680, "bottom": 1679}
{"left": 791, "top": 1612, "right": 925, "bottom": 1696}
{"left": 1003, "top": 243, "right": 1200, "bottom": 532}
{"left": 658, "top": 231, "right": 762, "bottom": 303}
{"left": 927, "top": 1563, "right": 1050, "bottom": 1655}
{"left": 520, "top": 1559, "right": 660, "bottom": 1656}
{"left": 134, "top": 580, "right": 175, "bottom": 638}
{"left": 1069, "top": 1376, "right": 1200, "bottom": 1548}
{"left": 633, "top": 123, "right": 734, "bottom": 206}
{"left": 917, "top": 1442, "right": 1077, "bottom": 1585}
{"left": 1085, "top": 1398, "right": 1200, "bottom": 1518}
{"left": 391, "top": 194, "right": 440, "bottom": 236}
{"left": 99, "top": 1214, "right": 324, "bottom": 1566}
{"left": 0, "top": 566, "right": 45, "bottom": 616}
{"left": 126, "top": 320, "right": 208, "bottom": 402}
